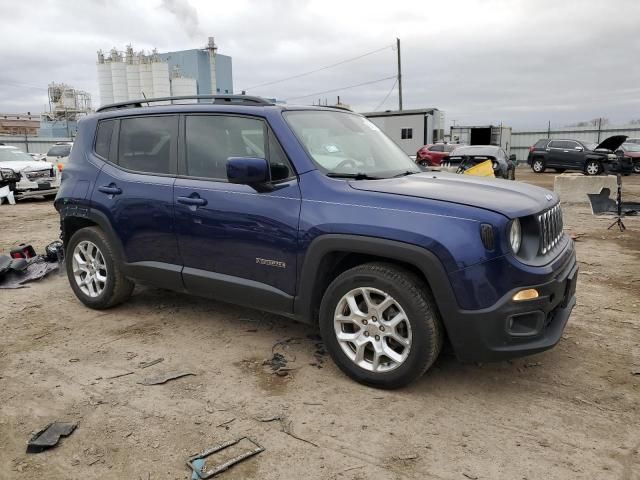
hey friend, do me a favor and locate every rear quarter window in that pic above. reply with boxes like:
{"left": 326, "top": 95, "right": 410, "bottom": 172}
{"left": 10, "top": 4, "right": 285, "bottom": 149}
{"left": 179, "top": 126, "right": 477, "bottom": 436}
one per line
{"left": 534, "top": 139, "right": 548, "bottom": 148}
{"left": 95, "top": 120, "right": 115, "bottom": 159}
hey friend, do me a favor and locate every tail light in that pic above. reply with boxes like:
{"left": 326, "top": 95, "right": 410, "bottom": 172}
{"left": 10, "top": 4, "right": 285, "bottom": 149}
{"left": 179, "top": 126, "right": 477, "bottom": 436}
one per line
{"left": 57, "top": 163, "right": 63, "bottom": 171}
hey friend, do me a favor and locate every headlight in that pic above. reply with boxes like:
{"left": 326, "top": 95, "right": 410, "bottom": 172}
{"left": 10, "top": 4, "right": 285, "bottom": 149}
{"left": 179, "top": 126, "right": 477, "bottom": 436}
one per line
{"left": 0, "top": 168, "right": 19, "bottom": 181}
{"left": 509, "top": 218, "right": 522, "bottom": 254}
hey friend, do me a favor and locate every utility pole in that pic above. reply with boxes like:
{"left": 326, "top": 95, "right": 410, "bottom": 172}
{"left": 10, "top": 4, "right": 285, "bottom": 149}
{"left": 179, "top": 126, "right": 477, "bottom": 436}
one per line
{"left": 396, "top": 37, "right": 403, "bottom": 111}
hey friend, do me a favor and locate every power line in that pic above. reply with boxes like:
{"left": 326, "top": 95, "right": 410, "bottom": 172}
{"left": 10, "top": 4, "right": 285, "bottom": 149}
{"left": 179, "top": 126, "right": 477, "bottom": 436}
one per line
{"left": 372, "top": 78, "right": 397, "bottom": 111}
{"left": 243, "top": 44, "right": 394, "bottom": 92}
{"left": 0, "top": 80, "right": 48, "bottom": 91}
{"left": 285, "top": 75, "right": 397, "bottom": 102}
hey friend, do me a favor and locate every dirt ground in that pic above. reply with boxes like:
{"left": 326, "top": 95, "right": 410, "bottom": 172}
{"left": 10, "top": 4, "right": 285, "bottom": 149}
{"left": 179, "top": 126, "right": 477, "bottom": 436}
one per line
{"left": 1, "top": 170, "right": 639, "bottom": 480}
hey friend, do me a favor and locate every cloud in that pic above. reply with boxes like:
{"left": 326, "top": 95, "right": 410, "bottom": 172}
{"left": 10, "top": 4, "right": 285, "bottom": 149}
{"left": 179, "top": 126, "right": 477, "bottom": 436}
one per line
{"left": 0, "top": 0, "right": 638, "bottom": 129}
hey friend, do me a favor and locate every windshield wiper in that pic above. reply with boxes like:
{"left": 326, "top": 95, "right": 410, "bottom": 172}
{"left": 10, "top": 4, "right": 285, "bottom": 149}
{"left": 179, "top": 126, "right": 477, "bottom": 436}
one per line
{"left": 326, "top": 172, "right": 382, "bottom": 180}
{"left": 391, "top": 170, "right": 420, "bottom": 178}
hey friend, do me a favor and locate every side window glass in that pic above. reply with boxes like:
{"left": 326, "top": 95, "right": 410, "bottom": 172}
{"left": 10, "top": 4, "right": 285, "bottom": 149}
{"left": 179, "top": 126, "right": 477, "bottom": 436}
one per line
{"left": 95, "top": 120, "right": 114, "bottom": 159}
{"left": 268, "top": 133, "right": 293, "bottom": 182}
{"left": 185, "top": 115, "right": 265, "bottom": 180}
{"left": 430, "top": 144, "right": 444, "bottom": 152}
{"left": 118, "top": 116, "right": 174, "bottom": 174}
{"left": 549, "top": 140, "right": 562, "bottom": 148}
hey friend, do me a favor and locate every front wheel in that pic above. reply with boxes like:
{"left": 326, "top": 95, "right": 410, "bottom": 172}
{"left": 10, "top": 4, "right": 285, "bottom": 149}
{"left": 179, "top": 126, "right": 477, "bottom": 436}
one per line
{"left": 532, "top": 159, "right": 545, "bottom": 173}
{"left": 585, "top": 160, "right": 601, "bottom": 176}
{"left": 66, "top": 226, "right": 134, "bottom": 309}
{"left": 633, "top": 161, "right": 640, "bottom": 174}
{"left": 319, "top": 262, "right": 443, "bottom": 389}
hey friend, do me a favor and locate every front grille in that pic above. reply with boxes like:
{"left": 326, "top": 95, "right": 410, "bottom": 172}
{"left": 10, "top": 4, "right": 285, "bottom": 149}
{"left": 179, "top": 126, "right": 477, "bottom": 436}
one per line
{"left": 26, "top": 170, "right": 52, "bottom": 180}
{"left": 538, "top": 203, "right": 563, "bottom": 255}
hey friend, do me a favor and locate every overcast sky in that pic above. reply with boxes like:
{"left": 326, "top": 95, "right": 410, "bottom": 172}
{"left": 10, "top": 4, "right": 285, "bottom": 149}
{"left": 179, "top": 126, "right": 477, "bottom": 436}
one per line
{"left": 1, "top": 0, "right": 638, "bottom": 129}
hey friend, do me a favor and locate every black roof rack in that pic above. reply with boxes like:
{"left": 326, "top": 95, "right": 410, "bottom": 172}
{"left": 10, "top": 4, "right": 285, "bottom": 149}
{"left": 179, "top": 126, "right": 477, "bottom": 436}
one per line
{"left": 96, "top": 94, "right": 273, "bottom": 113}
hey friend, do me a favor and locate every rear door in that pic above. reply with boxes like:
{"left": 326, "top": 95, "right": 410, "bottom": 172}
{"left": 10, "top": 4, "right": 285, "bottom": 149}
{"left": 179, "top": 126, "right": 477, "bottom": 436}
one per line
{"left": 91, "top": 115, "right": 182, "bottom": 289}
{"left": 563, "top": 140, "right": 585, "bottom": 169}
{"left": 174, "top": 113, "right": 301, "bottom": 313}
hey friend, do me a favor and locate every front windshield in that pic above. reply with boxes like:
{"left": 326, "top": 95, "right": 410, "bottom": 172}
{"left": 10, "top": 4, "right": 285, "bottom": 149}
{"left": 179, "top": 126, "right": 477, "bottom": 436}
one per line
{"left": 0, "top": 148, "right": 35, "bottom": 162}
{"left": 47, "top": 145, "right": 71, "bottom": 157}
{"left": 284, "top": 110, "right": 419, "bottom": 178}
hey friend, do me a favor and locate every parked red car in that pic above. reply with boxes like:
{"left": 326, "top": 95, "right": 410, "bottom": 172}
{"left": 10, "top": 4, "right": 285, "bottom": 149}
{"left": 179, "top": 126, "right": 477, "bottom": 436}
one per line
{"left": 619, "top": 143, "right": 640, "bottom": 173}
{"left": 416, "top": 143, "right": 460, "bottom": 166}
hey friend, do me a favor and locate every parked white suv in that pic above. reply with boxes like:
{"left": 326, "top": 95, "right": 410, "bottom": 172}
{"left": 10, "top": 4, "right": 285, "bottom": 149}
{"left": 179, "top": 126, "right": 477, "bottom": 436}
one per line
{"left": 0, "top": 145, "right": 61, "bottom": 199}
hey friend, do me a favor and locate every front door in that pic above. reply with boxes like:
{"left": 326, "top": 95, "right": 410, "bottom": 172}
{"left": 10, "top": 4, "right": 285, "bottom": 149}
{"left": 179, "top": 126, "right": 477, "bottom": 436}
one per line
{"left": 91, "top": 115, "right": 182, "bottom": 290}
{"left": 174, "top": 114, "right": 301, "bottom": 313}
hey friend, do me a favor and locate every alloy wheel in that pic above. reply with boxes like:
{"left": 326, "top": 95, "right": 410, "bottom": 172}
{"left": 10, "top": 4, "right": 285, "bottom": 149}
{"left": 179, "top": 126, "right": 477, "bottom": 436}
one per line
{"left": 72, "top": 240, "right": 108, "bottom": 298}
{"left": 586, "top": 162, "right": 599, "bottom": 175}
{"left": 333, "top": 287, "right": 412, "bottom": 372}
{"left": 533, "top": 160, "right": 543, "bottom": 172}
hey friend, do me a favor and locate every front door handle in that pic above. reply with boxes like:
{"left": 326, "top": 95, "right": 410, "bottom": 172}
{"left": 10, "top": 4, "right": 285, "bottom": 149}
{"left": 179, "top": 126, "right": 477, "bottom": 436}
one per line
{"left": 177, "top": 195, "right": 207, "bottom": 207}
{"left": 98, "top": 184, "right": 122, "bottom": 196}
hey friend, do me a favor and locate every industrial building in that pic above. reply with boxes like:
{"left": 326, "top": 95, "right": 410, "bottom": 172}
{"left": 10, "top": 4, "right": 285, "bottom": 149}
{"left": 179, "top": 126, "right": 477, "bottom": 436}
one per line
{"left": 362, "top": 108, "right": 445, "bottom": 155}
{"left": 96, "top": 37, "right": 233, "bottom": 107}
{"left": 38, "top": 83, "right": 92, "bottom": 137}
{"left": 0, "top": 113, "right": 40, "bottom": 136}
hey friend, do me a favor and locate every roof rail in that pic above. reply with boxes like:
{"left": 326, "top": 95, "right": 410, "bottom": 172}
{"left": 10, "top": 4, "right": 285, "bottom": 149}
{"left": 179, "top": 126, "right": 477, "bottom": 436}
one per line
{"left": 96, "top": 94, "right": 273, "bottom": 112}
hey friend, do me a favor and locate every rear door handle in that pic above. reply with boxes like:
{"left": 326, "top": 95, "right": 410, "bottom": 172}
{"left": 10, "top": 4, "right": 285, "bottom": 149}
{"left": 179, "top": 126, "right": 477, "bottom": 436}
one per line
{"left": 98, "top": 184, "right": 122, "bottom": 195}
{"left": 177, "top": 195, "right": 207, "bottom": 207}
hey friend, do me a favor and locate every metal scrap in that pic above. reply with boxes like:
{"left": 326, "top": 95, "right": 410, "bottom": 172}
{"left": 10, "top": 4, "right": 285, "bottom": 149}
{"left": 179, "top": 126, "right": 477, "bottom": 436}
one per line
{"left": 26, "top": 422, "right": 77, "bottom": 453}
{"left": 138, "top": 371, "right": 195, "bottom": 385}
{"left": 138, "top": 358, "right": 164, "bottom": 369}
{"left": 186, "top": 437, "right": 264, "bottom": 479}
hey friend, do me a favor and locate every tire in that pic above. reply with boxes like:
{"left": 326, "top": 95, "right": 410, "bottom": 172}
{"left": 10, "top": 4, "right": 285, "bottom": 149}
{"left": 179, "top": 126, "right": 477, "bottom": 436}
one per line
{"left": 633, "top": 162, "right": 640, "bottom": 174}
{"left": 554, "top": 168, "right": 566, "bottom": 173}
{"left": 585, "top": 160, "right": 601, "bottom": 176}
{"left": 418, "top": 160, "right": 430, "bottom": 168}
{"left": 65, "top": 226, "right": 134, "bottom": 309}
{"left": 531, "top": 158, "right": 545, "bottom": 173}
{"left": 319, "top": 262, "right": 443, "bottom": 389}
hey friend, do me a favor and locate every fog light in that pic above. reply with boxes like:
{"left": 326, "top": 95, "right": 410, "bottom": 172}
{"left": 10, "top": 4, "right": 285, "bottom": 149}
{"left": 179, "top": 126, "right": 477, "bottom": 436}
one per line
{"left": 512, "top": 288, "right": 539, "bottom": 301}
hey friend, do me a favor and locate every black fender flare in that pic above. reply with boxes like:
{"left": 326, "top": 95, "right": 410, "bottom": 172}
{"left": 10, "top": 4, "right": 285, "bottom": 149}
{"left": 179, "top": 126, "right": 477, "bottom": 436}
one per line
{"left": 293, "top": 234, "right": 459, "bottom": 325}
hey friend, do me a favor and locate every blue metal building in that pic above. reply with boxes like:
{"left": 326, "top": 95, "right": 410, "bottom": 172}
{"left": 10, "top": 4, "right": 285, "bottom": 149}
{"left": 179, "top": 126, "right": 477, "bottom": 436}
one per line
{"left": 157, "top": 49, "right": 233, "bottom": 95}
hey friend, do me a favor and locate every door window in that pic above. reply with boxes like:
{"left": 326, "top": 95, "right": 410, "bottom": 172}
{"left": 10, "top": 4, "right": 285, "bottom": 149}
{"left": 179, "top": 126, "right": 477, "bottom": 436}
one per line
{"left": 118, "top": 116, "right": 176, "bottom": 174}
{"left": 429, "top": 144, "right": 444, "bottom": 152}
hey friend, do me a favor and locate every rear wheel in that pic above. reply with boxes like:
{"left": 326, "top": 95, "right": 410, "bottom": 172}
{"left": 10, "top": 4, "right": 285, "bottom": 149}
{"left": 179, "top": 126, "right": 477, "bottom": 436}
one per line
{"left": 585, "top": 160, "right": 601, "bottom": 176}
{"left": 319, "top": 262, "right": 443, "bottom": 389}
{"left": 532, "top": 159, "right": 545, "bottom": 173}
{"left": 66, "top": 226, "right": 134, "bottom": 309}
{"left": 633, "top": 161, "right": 640, "bottom": 174}
{"left": 418, "top": 159, "right": 430, "bottom": 168}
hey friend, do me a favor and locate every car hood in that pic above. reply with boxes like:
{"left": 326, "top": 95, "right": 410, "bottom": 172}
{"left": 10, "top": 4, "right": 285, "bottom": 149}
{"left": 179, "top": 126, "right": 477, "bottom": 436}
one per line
{"left": 0, "top": 160, "right": 53, "bottom": 172}
{"left": 349, "top": 172, "right": 556, "bottom": 218}
{"left": 595, "top": 135, "right": 627, "bottom": 152}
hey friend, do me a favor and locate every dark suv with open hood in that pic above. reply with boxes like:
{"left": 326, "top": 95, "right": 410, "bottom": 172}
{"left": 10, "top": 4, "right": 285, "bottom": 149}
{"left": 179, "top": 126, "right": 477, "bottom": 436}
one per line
{"left": 55, "top": 95, "right": 578, "bottom": 388}
{"left": 527, "top": 135, "right": 629, "bottom": 175}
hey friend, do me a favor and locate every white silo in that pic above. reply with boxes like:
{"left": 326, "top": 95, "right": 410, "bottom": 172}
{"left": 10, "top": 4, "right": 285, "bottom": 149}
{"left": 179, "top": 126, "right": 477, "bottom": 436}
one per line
{"left": 125, "top": 46, "right": 140, "bottom": 100}
{"left": 139, "top": 56, "right": 154, "bottom": 100}
{"left": 151, "top": 56, "right": 170, "bottom": 104}
{"left": 110, "top": 50, "right": 128, "bottom": 103}
{"left": 171, "top": 74, "right": 197, "bottom": 103}
{"left": 96, "top": 50, "right": 114, "bottom": 106}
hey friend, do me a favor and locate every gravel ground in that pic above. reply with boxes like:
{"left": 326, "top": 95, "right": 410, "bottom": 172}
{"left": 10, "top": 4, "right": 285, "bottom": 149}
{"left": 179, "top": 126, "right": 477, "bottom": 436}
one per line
{"left": 0, "top": 170, "right": 638, "bottom": 479}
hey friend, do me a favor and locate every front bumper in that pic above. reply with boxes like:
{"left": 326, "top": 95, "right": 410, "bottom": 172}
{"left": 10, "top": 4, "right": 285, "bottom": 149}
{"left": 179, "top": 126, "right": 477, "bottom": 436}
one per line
{"left": 444, "top": 245, "right": 578, "bottom": 362}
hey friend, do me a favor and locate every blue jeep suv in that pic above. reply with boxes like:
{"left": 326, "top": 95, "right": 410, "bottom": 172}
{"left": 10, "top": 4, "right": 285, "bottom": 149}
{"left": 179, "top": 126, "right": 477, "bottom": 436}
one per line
{"left": 55, "top": 95, "right": 577, "bottom": 388}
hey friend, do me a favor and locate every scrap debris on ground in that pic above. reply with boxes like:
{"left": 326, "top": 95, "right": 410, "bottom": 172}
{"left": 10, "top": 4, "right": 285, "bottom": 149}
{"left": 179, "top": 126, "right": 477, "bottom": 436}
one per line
{"left": 26, "top": 422, "right": 77, "bottom": 454}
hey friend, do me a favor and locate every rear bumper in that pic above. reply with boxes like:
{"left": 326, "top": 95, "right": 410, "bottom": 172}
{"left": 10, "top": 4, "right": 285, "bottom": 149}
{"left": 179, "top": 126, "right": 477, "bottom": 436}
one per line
{"left": 444, "top": 246, "right": 577, "bottom": 363}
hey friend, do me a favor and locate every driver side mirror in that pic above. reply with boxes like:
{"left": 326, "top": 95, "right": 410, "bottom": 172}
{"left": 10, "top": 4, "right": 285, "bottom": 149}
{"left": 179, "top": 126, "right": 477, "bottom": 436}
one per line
{"left": 574, "top": 146, "right": 583, "bottom": 151}
{"left": 226, "top": 157, "right": 269, "bottom": 186}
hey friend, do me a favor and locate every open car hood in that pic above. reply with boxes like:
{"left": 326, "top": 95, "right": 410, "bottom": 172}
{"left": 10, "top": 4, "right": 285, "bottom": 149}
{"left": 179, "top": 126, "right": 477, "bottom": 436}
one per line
{"left": 349, "top": 171, "right": 556, "bottom": 219}
{"left": 595, "top": 135, "right": 627, "bottom": 152}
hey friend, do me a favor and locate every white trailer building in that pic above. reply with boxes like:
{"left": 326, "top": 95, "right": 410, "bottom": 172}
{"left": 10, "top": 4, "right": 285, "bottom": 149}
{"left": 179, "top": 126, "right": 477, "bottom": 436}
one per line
{"left": 361, "top": 108, "right": 445, "bottom": 156}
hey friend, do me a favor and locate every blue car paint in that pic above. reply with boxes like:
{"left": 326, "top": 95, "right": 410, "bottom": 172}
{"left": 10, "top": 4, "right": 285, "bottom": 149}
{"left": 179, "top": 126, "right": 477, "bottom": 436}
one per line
{"left": 56, "top": 102, "right": 577, "bottom": 362}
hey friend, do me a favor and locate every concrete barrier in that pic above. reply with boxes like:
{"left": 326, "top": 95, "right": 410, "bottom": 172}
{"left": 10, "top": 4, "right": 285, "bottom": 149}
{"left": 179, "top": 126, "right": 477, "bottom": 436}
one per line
{"left": 554, "top": 173, "right": 617, "bottom": 204}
